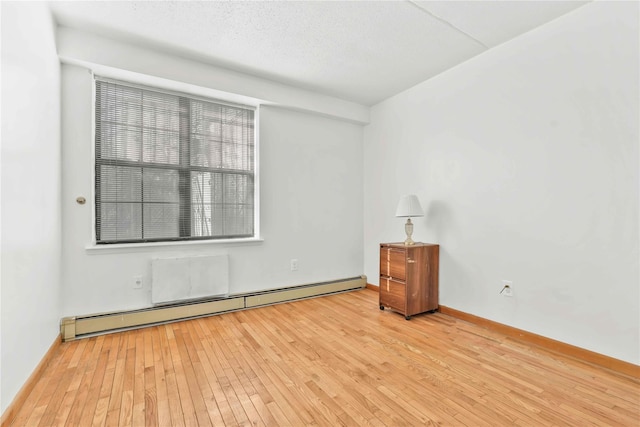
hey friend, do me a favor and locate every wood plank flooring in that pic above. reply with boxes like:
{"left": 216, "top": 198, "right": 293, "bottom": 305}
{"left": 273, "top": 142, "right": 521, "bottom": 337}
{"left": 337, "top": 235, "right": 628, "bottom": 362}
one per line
{"left": 7, "top": 289, "right": 640, "bottom": 426}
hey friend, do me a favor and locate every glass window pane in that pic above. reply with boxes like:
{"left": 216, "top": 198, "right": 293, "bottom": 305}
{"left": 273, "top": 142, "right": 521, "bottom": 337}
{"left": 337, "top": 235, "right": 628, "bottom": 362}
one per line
{"left": 191, "top": 171, "right": 212, "bottom": 237}
{"left": 190, "top": 136, "right": 221, "bottom": 168}
{"left": 99, "top": 166, "right": 141, "bottom": 202}
{"left": 143, "top": 168, "right": 179, "bottom": 203}
{"left": 99, "top": 123, "right": 142, "bottom": 162}
{"left": 100, "top": 202, "right": 142, "bottom": 241}
{"left": 143, "top": 204, "right": 179, "bottom": 239}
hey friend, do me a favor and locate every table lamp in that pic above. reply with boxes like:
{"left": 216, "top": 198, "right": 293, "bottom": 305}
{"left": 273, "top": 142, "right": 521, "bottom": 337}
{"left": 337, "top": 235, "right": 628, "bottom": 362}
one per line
{"left": 395, "top": 194, "right": 423, "bottom": 245}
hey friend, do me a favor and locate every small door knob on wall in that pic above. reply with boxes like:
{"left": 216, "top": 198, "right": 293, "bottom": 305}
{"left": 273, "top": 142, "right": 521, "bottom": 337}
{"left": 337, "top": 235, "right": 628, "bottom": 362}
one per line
{"left": 76, "top": 196, "right": 86, "bottom": 205}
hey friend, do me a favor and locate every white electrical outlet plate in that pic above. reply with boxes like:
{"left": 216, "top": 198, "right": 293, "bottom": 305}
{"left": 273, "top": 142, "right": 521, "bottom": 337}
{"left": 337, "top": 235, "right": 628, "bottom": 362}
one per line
{"left": 290, "top": 259, "right": 299, "bottom": 271}
{"left": 502, "top": 280, "right": 513, "bottom": 297}
{"left": 133, "top": 275, "right": 143, "bottom": 289}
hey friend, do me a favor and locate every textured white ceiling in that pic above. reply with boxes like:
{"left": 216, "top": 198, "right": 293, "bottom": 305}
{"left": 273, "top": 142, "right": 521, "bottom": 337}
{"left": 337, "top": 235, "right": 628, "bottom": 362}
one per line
{"left": 49, "top": 1, "right": 588, "bottom": 106}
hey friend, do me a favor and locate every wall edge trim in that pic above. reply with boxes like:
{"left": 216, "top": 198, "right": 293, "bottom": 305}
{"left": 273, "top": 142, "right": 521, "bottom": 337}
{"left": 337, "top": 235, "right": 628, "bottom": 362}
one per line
{"left": 365, "top": 283, "right": 378, "bottom": 291}
{"left": 438, "top": 305, "right": 639, "bottom": 380}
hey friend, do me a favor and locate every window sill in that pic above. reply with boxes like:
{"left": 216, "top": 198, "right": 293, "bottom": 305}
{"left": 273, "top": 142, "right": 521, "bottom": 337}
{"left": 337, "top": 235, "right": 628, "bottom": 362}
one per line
{"left": 85, "top": 237, "right": 264, "bottom": 255}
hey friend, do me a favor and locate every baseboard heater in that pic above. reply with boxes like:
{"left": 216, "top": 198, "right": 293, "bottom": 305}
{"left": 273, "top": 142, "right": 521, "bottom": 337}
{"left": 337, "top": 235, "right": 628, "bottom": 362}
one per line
{"left": 60, "top": 276, "right": 366, "bottom": 341}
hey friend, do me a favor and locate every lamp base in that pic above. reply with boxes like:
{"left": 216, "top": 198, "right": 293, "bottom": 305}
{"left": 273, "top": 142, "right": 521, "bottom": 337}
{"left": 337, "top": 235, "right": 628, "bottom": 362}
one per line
{"left": 404, "top": 218, "right": 415, "bottom": 245}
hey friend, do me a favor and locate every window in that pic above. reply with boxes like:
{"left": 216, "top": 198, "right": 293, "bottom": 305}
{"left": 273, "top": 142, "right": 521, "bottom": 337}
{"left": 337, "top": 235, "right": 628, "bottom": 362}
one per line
{"left": 95, "top": 79, "right": 256, "bottom": 244}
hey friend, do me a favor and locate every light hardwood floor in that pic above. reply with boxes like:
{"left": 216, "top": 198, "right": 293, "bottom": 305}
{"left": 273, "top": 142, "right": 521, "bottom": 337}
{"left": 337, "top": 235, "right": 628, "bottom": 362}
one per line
{"left": 8, "top": 289, "right": 640, "bottom": 426}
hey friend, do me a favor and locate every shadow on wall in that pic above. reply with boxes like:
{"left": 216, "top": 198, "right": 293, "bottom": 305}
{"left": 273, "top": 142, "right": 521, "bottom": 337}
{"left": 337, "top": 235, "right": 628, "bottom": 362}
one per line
{"left": 421, "top": 199, "right": 502, "bottom": 309}
{"left": 423, "top": 199, "right": 463, "bottom": 303}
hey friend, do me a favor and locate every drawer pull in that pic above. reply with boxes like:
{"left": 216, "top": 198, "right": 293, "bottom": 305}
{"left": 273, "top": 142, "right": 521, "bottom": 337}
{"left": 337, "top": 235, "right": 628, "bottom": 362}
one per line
{"left": 407, "top": 259, "right": 416, "bottom": 264}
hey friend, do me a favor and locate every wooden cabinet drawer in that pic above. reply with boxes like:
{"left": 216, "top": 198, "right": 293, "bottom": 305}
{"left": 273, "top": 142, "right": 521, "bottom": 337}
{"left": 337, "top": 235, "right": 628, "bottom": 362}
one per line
{"left": 379, "top": 277, "right": 405, "bottom": 312}
{"left": 380, "top": 247, "right": 406, "bottom": 280}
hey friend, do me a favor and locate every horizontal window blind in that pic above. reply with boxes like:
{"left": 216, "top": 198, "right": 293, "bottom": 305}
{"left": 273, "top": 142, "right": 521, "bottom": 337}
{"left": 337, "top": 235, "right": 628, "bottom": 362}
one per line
{"left": 95, "top": 79, "right": 255, "bottom": 244}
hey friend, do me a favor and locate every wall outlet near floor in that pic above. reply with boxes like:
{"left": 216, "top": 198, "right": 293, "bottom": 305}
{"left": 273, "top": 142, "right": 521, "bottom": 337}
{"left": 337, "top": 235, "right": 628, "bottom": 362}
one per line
{"left": 133, "top": 275, "right": 143, "bottom": 289}
{"left": 290, "top": 259, "right": 299, "bottom": 271}
{"left": 501, "top": 280, "right": 513, "bottom": 297}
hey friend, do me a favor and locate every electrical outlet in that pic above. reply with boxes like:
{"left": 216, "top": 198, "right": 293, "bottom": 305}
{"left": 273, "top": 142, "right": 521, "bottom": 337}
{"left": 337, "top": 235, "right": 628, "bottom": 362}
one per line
{"left": 290, "top": 259, "right": 299, "bottom": 271}
{"left": 133, "top": 275, "right": 143, "bottom": 289}
{"left": 501, "top": 280, "right": 513, "bottom": 297}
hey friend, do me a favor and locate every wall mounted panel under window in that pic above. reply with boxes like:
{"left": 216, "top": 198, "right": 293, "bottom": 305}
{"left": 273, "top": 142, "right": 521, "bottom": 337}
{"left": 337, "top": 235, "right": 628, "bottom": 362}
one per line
{"left": 94, "top": 78, "right": 257, "bottom": 244}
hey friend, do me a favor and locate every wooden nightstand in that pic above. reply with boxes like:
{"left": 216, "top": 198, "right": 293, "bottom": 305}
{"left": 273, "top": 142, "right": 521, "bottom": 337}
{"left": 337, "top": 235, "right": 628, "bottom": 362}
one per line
{"left": 379, "top": 242, "right": 439, "bottom": 320}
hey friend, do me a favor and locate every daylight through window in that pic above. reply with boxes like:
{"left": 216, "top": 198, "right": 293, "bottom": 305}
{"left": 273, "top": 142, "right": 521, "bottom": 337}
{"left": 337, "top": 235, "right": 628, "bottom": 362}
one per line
{"left": 95, "top": 79, "right": 255, "bottom": 244}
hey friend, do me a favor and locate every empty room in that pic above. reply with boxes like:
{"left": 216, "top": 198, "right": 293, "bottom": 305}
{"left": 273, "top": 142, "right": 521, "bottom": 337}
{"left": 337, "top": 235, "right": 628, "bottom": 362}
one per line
{"left": 1, "top": 1, "right": 638, "bottom": 426}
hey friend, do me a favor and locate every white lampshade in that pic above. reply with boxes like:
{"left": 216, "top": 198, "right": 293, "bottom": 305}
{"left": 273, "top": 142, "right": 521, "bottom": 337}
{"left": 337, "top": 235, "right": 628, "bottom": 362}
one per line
{"left": 395, "top": 195, "right": 424, "bottom": 218}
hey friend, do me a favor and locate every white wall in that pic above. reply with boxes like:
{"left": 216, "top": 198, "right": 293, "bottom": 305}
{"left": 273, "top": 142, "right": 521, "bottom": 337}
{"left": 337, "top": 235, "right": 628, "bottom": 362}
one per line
{"left": 0, "top": 2, "right": 62, "bottom": 412}
{"left": 61, "top": 64, "right": 364, "bottom": 316}
{"left": 364, "top": 1, "right": 639, "bottom": 364}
